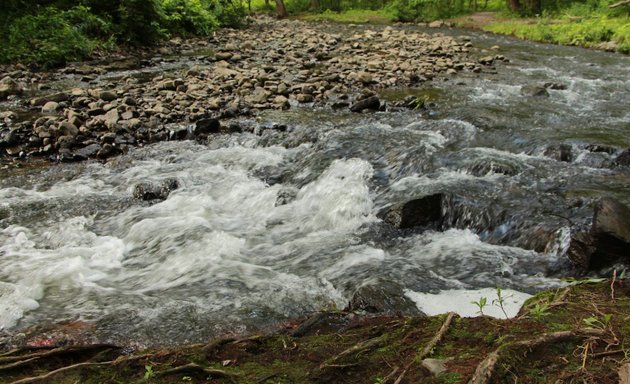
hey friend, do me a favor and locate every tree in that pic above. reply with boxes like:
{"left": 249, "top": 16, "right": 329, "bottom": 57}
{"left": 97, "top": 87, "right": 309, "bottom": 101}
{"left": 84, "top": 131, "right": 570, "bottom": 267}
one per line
{"left": 275, "top": 0, "right": 287, "bottom": 17}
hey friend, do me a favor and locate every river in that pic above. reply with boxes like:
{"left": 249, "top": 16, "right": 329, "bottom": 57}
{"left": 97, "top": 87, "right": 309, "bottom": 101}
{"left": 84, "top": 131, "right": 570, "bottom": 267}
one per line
{"left": 1, "top": 27, "right": 629, "bottom": 346}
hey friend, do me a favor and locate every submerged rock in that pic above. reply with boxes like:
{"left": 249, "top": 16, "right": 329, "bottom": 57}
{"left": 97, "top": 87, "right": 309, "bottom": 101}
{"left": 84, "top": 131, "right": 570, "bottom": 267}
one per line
{"left": 350, "top": 95, "right": 380, "bottom": 113}
{"left": 544, "top": 144, "right": 572, "bottom": 162}
{"left": 520, "top": 85, "right": 549, "bottom": 98}
{"left": 133, "top": 178, "right": 180, "bottom": 201}
{"left": 379, "top": 194, "right": 446, "bottom": 230}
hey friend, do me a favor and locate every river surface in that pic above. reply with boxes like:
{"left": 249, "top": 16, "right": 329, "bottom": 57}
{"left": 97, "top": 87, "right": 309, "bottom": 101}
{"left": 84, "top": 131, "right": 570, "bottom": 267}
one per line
{"left": 1, "top": 28, "right": 629, "bottom": 346}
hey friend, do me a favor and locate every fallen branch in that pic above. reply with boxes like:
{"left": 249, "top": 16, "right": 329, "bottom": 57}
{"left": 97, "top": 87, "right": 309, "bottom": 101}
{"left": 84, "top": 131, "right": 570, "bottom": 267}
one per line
{"left": 393, "top": 312, "right": 456, "bottom": 384}
{"left": 468, "top": 329, "right": 605, "bottom": 384}
{"left": 155, "top": 363, "right": 237, "bottom": 383}
{"left": 609, "top": 0, "right": 630, "bottom": 8}
{"left": 9, "top": 361, "right": 113, "bottom": 384}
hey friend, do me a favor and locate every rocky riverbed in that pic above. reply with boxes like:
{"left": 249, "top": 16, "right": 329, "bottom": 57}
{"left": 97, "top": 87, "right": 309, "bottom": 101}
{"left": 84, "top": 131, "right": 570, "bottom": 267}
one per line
{"left": 0, "top": 16, "right": 505, "bottom": 163}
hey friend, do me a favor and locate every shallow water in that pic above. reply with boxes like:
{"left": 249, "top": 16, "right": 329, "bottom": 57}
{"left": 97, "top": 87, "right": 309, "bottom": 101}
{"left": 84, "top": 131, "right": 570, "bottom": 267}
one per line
{"left": 1, "top": 28, "right": 629, "bottom": 346}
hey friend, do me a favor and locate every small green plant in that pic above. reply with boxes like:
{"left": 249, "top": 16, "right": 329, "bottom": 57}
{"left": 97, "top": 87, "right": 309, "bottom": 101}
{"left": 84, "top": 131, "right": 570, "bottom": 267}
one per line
{"left": 582, "top": 314, "right": 613, "bottom": 330}
{"left": 492, "top": 287, "right": 512, "bottom": 319}
{"left": 529, "top": 302, "right": 550, "bottom": 321}
{"left": 373, "top": 376, "right": 385, "bottom": 384}
{"left": 471, "top": 296, "right": 488, "bottom": 316}
{"left": 144, "top": 365, "right": 154, "bottom": 380}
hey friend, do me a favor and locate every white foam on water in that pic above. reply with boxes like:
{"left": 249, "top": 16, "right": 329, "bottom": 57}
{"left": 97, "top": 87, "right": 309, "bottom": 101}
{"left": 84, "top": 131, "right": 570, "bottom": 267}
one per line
{"left": 405, "top": 287, "right": 532, "bottom": 319}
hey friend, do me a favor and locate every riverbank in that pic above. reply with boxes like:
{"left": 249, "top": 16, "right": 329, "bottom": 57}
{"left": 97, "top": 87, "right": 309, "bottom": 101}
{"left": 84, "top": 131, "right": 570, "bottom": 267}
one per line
{"left": 0, "top": 15, "right": 500, "bottom": 165}
{"left": 1, "top": 279, "right": 628, "bottom": 383}
{"left": 450, "top": 11, "right": 630, "bottom": 54}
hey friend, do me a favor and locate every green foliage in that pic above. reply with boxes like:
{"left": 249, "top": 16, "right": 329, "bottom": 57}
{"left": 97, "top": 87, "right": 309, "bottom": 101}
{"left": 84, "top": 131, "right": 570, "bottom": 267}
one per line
{"left": 163, "top": 0, "right": 219, "bottom": 36}
{"left": 528, "top": 302, "right": 550, "bottom": 321}
{"left": 485, "top": 15, "right": 630, "bottom": 53}
{"left": 471, "top": 296, "right": 488, "bottom": 316}
{"left": 0, "top": 6, "right": 105, "bottom": 68}
{"left": 492, "top": 287, "right": 511, "bottom": 319}
{"left": 208, "top": 0, "right": 247, "bottom": 27}
{"left": 116, "top": 0, "right": 166, "bottom": 45}
{"left": 144, "top": 364, "right": 154, "bottom": 380}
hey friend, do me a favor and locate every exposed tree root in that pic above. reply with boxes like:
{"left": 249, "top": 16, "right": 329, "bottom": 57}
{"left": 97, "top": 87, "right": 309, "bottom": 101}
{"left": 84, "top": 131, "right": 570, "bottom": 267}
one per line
{"left": 319, "top": 335, "right": 386, "bottom": 369}
{"left": 0, "top": 357, "right": 40, "bottom": 372}
{"left": 392, "top": 312, "right": 456, "bottom": 384}
{"left": 468, "top": 329, "right": 606, "bottom": 384}
{"left": 8, "top": 361, "right": 114, "bottom": 384}
{"left": 155, "top": 362, "right": 237, "bottom": 383}
{"left": 0, "top": 344, "right": 119, "bottom": 364}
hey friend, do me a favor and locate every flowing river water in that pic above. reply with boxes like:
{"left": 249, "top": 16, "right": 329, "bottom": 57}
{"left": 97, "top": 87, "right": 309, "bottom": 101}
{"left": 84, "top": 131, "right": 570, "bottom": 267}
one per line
{"left": 1, "top": 28, "right": 629, "bottom": 346}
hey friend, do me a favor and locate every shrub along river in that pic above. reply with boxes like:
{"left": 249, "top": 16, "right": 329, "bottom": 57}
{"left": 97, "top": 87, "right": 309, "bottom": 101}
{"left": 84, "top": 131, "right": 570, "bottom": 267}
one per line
{"left": 1, "top": 27, "right": 629, "bottom": 347}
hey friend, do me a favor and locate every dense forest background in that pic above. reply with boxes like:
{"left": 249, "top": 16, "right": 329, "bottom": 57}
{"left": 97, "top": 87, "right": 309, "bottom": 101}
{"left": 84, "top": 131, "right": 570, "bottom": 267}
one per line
{"left": 0, "top": 0, "right": 628, "bottom": 68}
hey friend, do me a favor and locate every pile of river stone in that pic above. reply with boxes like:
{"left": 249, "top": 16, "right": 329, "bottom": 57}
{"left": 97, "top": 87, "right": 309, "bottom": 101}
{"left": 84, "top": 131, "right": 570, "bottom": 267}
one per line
{"left": 0, "top": 16, "right": 506, "bottom": 162}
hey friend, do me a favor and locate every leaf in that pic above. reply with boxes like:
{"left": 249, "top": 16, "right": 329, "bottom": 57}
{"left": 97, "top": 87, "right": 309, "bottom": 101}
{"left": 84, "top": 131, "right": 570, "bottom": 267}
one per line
{"left": 619, "top": 363, "right": 630, "bottom": 384}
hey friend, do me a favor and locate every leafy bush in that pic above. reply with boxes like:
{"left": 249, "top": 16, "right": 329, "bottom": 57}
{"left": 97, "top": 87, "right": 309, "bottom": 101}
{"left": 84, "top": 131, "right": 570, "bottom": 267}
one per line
{"left": 0, "top": 6, "right": 104, "bottom": 68}
{"left": 116, "top": 0, "right": 166, "bottom": 45}
{"left": 163, "top": 0, "right": 218, "bottom": 36}
{"left": 208, "top": 0, "right": 246, "bottom": 27}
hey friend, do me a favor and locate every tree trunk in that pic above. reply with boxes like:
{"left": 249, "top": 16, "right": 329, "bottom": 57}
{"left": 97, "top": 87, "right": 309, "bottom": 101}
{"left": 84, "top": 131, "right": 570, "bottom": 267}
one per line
{"left": 275, "top": 0, "right": 287, "bottom": 18}
{"left": 507, "top": 0, "right": 520, "bottom": 12}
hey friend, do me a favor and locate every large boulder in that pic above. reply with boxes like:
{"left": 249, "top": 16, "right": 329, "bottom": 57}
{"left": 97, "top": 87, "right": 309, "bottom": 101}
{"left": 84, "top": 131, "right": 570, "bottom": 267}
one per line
{"left": 379, "top": 193, "right": 446, "bottom": 229}
{"left": 567, "top": 197, "right": 630, "bottom": 271}
{"left": 345, "top": 281, "right": 423, "bottom": 315}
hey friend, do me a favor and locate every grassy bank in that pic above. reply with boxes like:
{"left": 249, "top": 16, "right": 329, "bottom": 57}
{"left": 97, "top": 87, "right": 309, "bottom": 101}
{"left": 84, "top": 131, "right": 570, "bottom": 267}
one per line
{"left": 484, "top": 15, "right": 630, "bottom": 53}
{"left": 1, "top": 279, "right": 629, "bottom": 383}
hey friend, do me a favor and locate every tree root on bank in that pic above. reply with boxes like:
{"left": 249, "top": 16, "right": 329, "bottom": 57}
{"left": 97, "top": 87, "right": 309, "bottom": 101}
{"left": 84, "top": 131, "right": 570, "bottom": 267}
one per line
{"left": 392, "top": 312, "right": 456, "bottom": 384}
{"left": 319, "top": 335, "right": 387, "bottom": 369}
{"left": 9, "top": 361, "right": 114, "bottom": 384}
{"left": 467, "top": 328, "right": 606, "bottom": 384}
{"left": 0, "top": 344, "right": 118, "bottom": 364}
{"left": 155, "top": 363, "right": 237, "bottom": 383}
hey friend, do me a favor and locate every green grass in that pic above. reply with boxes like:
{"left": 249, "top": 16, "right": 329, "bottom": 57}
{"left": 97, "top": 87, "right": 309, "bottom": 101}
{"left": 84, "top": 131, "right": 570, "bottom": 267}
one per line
{"left": 485, "top": 15, "right": 630, "bottom": 53}
{"left": 300, "top": 8, "right": 397, "bottom": 23}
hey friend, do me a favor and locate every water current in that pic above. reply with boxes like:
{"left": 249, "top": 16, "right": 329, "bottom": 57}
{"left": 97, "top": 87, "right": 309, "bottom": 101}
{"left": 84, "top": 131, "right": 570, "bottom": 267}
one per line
{"left": 1, "top": 28, "right": 629, "bottom": 345}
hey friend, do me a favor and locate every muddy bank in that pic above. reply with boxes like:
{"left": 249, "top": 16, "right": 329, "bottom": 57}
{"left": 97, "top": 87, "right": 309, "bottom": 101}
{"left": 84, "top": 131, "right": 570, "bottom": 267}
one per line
{"left": 1, "top": 279, "right": 628, "bottom": 384}
{"left": 0, "top": 16, "right": 503, "bottom": 164}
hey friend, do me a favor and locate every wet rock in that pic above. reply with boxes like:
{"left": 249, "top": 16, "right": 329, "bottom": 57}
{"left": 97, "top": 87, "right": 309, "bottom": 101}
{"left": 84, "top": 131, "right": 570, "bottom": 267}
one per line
{"left": 41, "top": 101, "right": 60, "bottom": 114}
{"left": 296, "top": 93, "right": 314, "bottom": 103}
{"left": 73, "top": 143, "right": 101, "bottom": 159}
{"left": 544, "top": 82, "right": 568, "bottom": 90}
{"left": 380, "top": 194, "right": 446, "bottom": 229}
{"left": 58, "top": 121, "right": 79, "bottom": 137}
{"left": 275, "top": 187, "right": 298, "bottom": 206}
{"left": 96, "top": 143, "right": 117, "bottom": 159}
{"left": 133, "top": 178, "right": 179, "bottom": 201}
{"left": 615, "top": 148, "right": 630, "bottom": 166}
{"left": 0, "top": 77, "right": 23, "bottom": 100}
{"left": 169, "top": 126, "right": 189, "bottom": 140}
{"left": 478, "top": 56, "right": 495, "bottom": 65}
{"left": 99, "top": 90, "right": 118, "bottom": 102}
{"left": 567, "top": 197, "right": 630, "bottom": 271}
{"left": 194, "top": 118, "right": 221, "bottom": 136}
{"left": 544, "top": 144, "right": 572, "bottom": 162}
{"left": 30, "top": 92, "right": 69, "bottom": 106}
{"left": 521, "top": 85, "right": 549, "bottom": 97}
{"left": 350, "top": 96, "right": 380, "bottom": 113}
{"left": 346, "top": 281, "right": 423, "bottom": 315}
